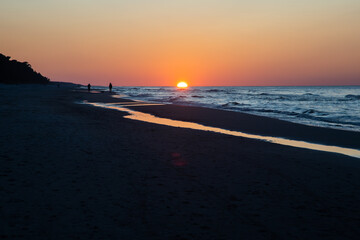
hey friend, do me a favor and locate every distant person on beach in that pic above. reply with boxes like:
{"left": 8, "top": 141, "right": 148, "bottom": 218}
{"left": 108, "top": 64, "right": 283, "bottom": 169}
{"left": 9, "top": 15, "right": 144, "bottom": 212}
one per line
{"left": 87, "top": 84, "right": 91, "bottom": 92}
{"left": 109, "top": 83, "right": 112, "bottom": 92}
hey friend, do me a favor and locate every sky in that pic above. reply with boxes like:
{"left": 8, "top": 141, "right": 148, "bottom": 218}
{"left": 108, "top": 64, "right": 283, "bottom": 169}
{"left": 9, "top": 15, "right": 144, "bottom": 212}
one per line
{"left": 1, "top": 0, "right": 360, "bottom": 86}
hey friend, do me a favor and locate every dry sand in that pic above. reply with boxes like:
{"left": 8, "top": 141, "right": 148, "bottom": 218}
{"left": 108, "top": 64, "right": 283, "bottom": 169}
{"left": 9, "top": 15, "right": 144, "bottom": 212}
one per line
{"left": 1, "top": 83, "right": 360, "bottom": 239}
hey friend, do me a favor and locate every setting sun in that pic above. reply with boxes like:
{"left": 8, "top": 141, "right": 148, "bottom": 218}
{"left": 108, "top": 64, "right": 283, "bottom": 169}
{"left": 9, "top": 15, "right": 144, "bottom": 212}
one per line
{"left": 177, "top": 81, "right": 188, "bottom": 89}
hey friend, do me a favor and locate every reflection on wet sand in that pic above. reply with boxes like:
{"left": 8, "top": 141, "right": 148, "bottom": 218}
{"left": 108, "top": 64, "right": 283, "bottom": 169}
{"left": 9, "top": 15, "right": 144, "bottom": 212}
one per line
{"left": 109, "top": 102, "right": 164, "bottom": 107}
{"left": 120, "top": 104, "right": 164, "bottom": 107}
{"left": 112, "top": 94, "right": 129, "bottom": 98}
{"left": 84, "top": 101, "right": 360, "bottom": 159}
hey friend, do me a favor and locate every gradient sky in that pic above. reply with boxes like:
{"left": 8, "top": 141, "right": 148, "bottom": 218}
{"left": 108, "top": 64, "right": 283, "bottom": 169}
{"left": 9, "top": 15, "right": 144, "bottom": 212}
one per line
{"left": 1, "top": 0, "right": 360, "bottom": 86}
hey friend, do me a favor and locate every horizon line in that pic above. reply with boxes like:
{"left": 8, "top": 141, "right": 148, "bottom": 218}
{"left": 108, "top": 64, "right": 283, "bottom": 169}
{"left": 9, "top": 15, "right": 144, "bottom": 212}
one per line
{"left": 59, "top": 82, "right": 360, "bottom": 88}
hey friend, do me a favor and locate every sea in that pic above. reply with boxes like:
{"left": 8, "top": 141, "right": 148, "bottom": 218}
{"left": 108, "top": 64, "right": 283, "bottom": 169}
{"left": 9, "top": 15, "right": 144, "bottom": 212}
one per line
{"left": 95, "top": 85, "right": 360, "bottom": 132}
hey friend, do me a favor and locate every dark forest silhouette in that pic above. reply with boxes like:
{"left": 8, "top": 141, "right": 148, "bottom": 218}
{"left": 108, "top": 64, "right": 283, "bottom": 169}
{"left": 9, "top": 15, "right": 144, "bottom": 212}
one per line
{"left": 0, "top": 53, "right": 50, "bottom": 84}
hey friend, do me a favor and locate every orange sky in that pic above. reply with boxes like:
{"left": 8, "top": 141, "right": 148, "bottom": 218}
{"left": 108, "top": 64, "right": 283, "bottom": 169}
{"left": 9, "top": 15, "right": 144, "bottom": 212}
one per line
{"left": 1, "top": 0, "right": 360, "bottom": 86}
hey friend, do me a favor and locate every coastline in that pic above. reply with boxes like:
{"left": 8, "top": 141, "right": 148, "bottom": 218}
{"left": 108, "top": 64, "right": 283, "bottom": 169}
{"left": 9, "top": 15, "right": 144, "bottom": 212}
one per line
{"left": 122, "top": 102, "right": 360, "bottom": 150}
{"left": 106, "top": 85, "right": 360, "bottom": 133}
{"left": 86, "top": 85, "right": 360, "bottom": 150}
{"left": 1, "top": 83, "right": 360, "bottom": 239}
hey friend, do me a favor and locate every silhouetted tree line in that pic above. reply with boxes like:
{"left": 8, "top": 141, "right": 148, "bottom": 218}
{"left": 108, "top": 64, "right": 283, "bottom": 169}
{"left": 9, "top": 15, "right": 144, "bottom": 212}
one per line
{"left": 0, "top": 53, "right": 50, "bottom": 84}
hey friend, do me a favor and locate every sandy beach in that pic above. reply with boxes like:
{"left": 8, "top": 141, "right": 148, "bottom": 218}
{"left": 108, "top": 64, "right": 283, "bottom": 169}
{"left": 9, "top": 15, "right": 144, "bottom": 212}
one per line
{"left": 1, "top": 83, "right": 360, "bottom": 239}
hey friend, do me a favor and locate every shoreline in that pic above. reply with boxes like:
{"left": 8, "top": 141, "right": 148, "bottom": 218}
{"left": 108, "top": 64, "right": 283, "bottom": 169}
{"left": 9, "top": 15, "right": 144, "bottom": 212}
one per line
{"left": 82, "top": 85, "right": 360, "bottom": 150}
{"left": 2, "top": 83, "right": 360, "bottom": 239}
{"left": 126, "top": 103, "right": 360, "bottom": 149}
{"left": 91, "top": 85, "right": 360, "bottom": 133}
{"left": 83, "top": 101, "right": 360, "bottom": 158}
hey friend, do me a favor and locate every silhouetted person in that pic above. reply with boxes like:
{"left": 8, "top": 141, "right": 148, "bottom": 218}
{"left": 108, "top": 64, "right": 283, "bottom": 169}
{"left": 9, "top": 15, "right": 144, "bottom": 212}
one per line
{"left": 87, "top": 84, "right": 91, "bottom": 92}
{"left": 109, "top": 83, "right": 112, "bottom": 92}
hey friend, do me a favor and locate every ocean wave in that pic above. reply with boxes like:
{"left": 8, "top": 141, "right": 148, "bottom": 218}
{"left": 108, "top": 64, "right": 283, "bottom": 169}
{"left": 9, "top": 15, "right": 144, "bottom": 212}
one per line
{"left": 221, "top": 101, "right": 242, "bottom": 107}
{"left": 297, "top": 114, "right": 360, "bottom": 127}
{"left": 242, "top": 108, "right": 359, "bottom": 126}
{"left": 112, "top": 86, "right": 360, "bottom": 131}
{"left": 167, "top": 96, "right": 186, "bottom": 102}
{"left": 256, "top": 94, "right": 325, "bottom": 102}
{"left": 235, "top": 107, "right": 299, "bottom": 116}
{"left": 301, "top": 109, "right": 329, "bottom": 116}
{"left": 302, "top": 93, "right": 318, "bottom": 96}
{"left": 206, "top": 89, "right": 227, "bottom": 93}
{"left": 345, "top": 94, "right": 360, "bottom": 100}
{"left": 129, "top": 93, "right": 153, "bottom": 98}
{"left": 189, "top": 88, "right": 202, "bottom": 92}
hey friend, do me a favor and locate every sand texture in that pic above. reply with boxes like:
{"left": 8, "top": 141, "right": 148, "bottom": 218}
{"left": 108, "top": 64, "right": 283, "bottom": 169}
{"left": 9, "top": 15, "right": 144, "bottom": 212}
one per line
{"left": 1, "top": 84, "right": 360, "bottom": 239}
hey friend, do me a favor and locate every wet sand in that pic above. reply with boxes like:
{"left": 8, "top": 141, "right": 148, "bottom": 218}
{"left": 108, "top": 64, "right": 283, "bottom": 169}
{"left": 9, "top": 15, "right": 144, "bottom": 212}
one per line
{"left": 1, "top": 83, "right": 360, "bottom": 239}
